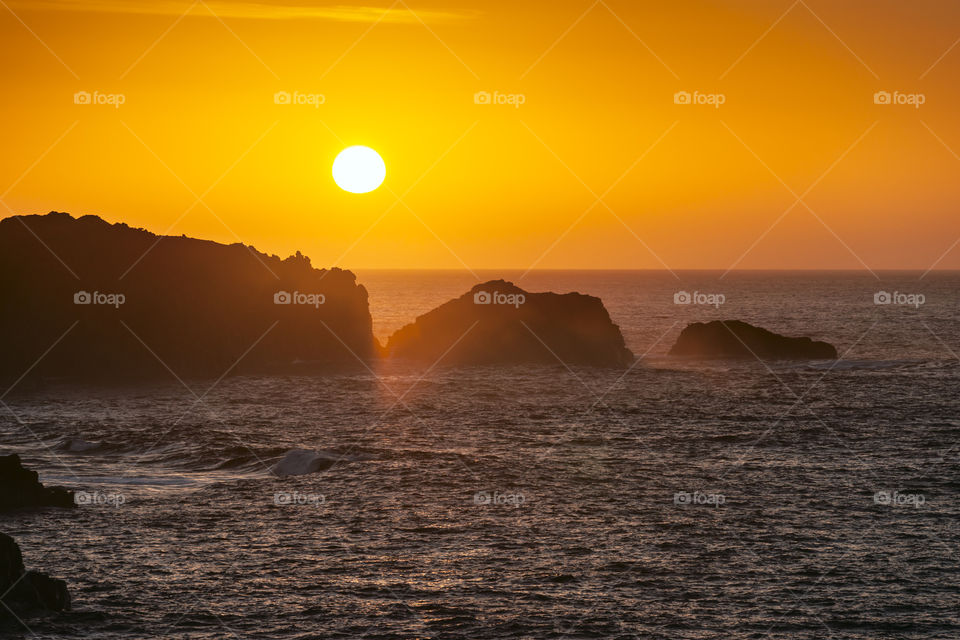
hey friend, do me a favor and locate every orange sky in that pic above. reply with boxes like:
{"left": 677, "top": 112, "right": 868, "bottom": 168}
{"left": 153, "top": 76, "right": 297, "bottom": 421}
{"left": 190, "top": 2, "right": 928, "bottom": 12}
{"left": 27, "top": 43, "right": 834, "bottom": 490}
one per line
{"left": 1, "top": 0, "right": 959, "bottom": 271}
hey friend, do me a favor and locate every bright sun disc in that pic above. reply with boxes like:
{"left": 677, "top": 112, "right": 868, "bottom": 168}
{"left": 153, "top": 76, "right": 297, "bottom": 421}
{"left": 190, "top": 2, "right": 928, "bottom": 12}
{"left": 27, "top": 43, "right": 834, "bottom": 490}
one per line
{"left": 332, "top": 146, "right": 386, "bottom": 194}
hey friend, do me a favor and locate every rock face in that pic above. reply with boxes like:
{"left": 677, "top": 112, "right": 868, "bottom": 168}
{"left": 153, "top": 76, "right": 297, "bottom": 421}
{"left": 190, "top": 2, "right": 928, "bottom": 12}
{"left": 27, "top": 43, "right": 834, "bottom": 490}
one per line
{"left": 386, "top": 280, "right": 634, "bottom": 367}
{"left": 0, "top": 533, "right": 70, "bottom": 616}
{"left": 669, "top": 320, "right": 838, "bottom": 360}
{"left": 0, "top": 212, "right": 377, "bottom": 381}
{"left": 0, "top": 455, "right": 74, "bottom": 512}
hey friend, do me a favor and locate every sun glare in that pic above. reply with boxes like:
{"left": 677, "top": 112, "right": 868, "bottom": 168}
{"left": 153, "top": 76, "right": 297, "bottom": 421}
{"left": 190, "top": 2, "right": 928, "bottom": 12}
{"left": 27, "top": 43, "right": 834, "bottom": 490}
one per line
{"left": 332, "top": 146, "right": 386, "bottom": 194}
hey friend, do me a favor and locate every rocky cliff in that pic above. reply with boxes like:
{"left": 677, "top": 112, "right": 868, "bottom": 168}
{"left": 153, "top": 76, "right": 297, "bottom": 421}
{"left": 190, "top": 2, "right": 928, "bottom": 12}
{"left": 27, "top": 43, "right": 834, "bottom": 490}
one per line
{"left": 0, "top": 212, "right": 377, "bottom": 381}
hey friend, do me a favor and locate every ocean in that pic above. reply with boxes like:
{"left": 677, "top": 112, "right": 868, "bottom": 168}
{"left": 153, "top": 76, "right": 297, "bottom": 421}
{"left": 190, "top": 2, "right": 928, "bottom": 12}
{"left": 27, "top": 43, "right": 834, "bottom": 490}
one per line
{"left": 2, "top": 270, "right": 959, "bottom": 639}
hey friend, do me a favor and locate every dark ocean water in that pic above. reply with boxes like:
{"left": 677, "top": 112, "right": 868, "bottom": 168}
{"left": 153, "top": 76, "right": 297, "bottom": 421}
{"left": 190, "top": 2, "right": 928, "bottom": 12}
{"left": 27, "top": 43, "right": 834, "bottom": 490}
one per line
{"left": 2, "top": 271, "right": 959, "bottom": 639}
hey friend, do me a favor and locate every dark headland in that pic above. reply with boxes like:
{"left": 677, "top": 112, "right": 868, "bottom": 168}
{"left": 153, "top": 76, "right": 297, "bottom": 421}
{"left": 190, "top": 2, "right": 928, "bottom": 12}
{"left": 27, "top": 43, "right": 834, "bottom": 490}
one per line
{"left": 0, "top": 212, "right": 377, "bottom": 381}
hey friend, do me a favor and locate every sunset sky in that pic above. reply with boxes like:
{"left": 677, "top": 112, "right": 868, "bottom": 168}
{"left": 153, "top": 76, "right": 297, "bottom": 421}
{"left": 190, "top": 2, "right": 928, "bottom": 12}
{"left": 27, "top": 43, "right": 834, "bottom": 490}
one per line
{"left": 1, "top": 0, "right": 959, "bottom": 271}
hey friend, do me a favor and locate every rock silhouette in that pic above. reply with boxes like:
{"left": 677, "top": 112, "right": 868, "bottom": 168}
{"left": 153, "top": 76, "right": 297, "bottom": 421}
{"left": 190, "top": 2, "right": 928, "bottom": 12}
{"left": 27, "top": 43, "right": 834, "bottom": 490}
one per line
{"left": 386, "top": 280, "right": 634, "bottom": 367}
{"left": 669, "top": 320, "right": 838, "bottom": 360}
{"left": 0, "top": 533, "right": 71, "bottom": 617}
{"left": 0, "top": 454, "right": 74, "bottom": 512}
{"left": 0, "top": 212, "right": 377, "bottom": 382}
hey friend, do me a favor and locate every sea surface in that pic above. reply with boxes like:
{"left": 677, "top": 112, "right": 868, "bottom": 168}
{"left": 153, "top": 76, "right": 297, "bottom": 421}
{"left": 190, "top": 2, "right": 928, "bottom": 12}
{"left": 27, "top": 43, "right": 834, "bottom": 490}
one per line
{"left": 2, "top": 270, "right": 959, "bottom": 639}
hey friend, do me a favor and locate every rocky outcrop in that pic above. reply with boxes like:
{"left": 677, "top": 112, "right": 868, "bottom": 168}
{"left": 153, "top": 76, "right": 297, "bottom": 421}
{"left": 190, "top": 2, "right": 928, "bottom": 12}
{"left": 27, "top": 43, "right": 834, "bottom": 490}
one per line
{"left": 385, "top": 280, "right": 634, "bottom": 367}
{"left": 0, "top": 533, "right": 70, "bottom": 617}
{"left": 0, "top": 455, "right": 74, "bottom": 512}
{"left": 669, "top": 320, "right": 838, "bottom": 360}
{"left": 0, "top": 212, "right": 378, "bottom": 381}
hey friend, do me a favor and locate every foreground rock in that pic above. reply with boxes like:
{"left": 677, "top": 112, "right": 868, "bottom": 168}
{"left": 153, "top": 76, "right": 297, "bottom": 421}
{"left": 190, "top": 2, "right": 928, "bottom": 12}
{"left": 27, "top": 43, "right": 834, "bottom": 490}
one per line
{"left": 669, "top": 320, "right": 837, "bottom": 360}
{"left": 0, "top": 455, "right": 74, "bottom": 512}
{"left": 0, "top": 533, "right": 70, "bottom": 617}
{"left": 386, "top": 280, "right": 634, "bottom": 367}
{"left": 0, "top": 212, "right": 377, "bottom": 382}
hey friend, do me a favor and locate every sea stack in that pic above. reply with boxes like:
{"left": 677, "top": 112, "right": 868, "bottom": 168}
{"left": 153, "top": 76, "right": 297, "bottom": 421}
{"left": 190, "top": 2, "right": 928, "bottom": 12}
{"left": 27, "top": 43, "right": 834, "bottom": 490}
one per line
{"left": 386, "top": 280, "right": 634, "bottom": 367}
{"left": 669, "top": 320, "right": 838, "bottom": 360}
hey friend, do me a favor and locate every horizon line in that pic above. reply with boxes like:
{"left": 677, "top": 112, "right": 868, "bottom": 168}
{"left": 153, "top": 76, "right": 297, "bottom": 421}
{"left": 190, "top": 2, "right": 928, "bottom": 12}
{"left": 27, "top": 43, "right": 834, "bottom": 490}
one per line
{"left": 347, "top": 267, "right": 960, "bottom": 272}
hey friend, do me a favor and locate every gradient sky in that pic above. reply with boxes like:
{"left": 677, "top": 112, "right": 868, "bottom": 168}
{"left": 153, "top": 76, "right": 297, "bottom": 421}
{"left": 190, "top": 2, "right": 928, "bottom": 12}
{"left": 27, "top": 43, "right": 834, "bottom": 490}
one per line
{"left": 1, "top": 0, "right": 959, "bottom": 272}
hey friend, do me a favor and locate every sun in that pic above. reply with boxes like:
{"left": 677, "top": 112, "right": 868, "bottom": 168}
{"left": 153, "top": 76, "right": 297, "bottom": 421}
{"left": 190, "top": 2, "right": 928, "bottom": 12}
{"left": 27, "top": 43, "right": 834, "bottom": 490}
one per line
{"left": 332, "top": 146, "right": 386, "bottom": 194}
